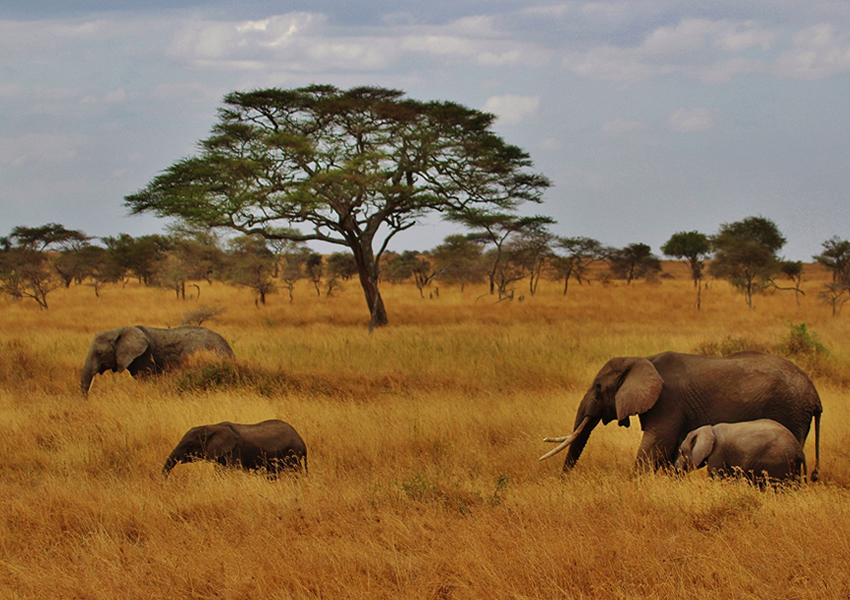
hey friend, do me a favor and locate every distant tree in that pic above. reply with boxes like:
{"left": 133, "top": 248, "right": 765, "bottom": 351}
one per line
{"left": 383, "top": 251, "right": 438, "bottom": 297}
{"left": 508, "top": 220, "right": 556, "bottom": 296}
{"left": 814, "top": 236, "right": 850, "bottom": 285}
{"left": 279, "top": 246, "right": 312, "bottom": 303}
{"left": 125, "top": 85, "right": 550, "bottom": 328}
{"left": 450, "top": 210, "right": 555, "bottom": 296}
{"left": 661, "top": 231, "right": 711, "bottom": 309}
{"left": 430, "top": 234, "right": 487, "bottom": 291}
{"left": 708, "top": 216, "right": 786, "bottom": 309}
{"left": 773, "top": 260, "right": 805, "bottom": 307}
{"left": 166, "top": 224, "right": 227, "bottom": 284}
{"left": 264, "top": 228, "right": 306, "bottom": 278}
{"left": 102, "top": 233, "right": 170, "bottom": 285}
{"left": 226, "top": 235, "right": 277, "bottom": 305}
{"left": 158, "top": 228, "right": 225, "bottom": 298}
{"left": 0, "top": 246, "right": 54, "bottom": 308}
{"left": 54, "top": 244, "right": 93, "bottom": 287}
{"left": 75, "top": 245, "right": 121, "bottom": 296}
{"left": 6, "top": 223, "right": 88, "bottom": 252}
{"left": 326, "top": 252, "right": 359, "bottom": 281}
{"left": 485, "top": 245, "right": 528, "bottom": 299}
{"left": 607, "top": 243, "right": 662, "bottom": 284}
{"left": 819, "top": 282, "right": 849, "bottom": 316}
{"left": 550, "top": 236, "right": 605, "bottom": 294}
{"left": 0, "top": 224, "right": 88, "bottom": 307}
{"left": 305, "top": 253, "right": 323, "bottom": 296}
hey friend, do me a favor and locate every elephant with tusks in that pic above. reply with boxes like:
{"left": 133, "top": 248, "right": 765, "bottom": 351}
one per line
{"left": 540, "top": 351, "right": 822, "bottom": 479}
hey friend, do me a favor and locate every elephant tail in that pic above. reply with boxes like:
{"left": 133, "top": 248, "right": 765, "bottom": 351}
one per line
{"left": 810, "top": 410, "right": 821, "bottom": 483}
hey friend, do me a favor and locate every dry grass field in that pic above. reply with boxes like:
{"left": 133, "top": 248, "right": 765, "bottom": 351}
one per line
{"left": 2, "top": 264, "right": 850, "bottom": 599}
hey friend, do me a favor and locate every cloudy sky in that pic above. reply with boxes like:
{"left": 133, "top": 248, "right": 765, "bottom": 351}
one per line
{"left": 2, "top": 1, "right": 850, "bottom": 260}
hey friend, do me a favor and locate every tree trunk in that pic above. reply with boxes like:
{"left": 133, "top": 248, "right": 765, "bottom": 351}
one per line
{"left": 350, "top": 241, "right": 388, "bottom": 328}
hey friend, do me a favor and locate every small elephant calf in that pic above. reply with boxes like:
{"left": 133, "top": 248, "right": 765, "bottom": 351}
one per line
{"left": 675, "top": 419, "right": 807, "bottom": 484}
{"left": 162, "top": 419, "right": 307, "bottom": 477}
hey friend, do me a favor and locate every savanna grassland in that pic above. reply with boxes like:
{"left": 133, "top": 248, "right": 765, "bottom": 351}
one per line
{"left": 3, "top": 265, "right": 850, "bottom": 599}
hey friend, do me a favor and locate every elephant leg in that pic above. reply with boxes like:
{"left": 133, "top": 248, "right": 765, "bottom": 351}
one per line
{"left": 635, "top": 430, "right": 679, "bottom": 473}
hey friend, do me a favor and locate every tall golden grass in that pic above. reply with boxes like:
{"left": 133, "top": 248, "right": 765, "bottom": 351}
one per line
{"left": 2, "top": 265, "right": 850, "bottom": 599}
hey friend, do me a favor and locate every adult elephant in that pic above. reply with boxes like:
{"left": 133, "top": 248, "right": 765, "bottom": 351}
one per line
{"left": 162, "top": 420, "right": 307, "bottom": 477}
{"left": 540, "top": 351, "right": 822, "bottom": 479}
{"left": 80, "top": 325, "right": 234, "bottom": 396}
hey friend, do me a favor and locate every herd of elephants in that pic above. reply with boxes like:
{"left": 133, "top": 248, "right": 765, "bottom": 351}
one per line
{"left": 80, "top": 324, "right": 823, "bottom": 485}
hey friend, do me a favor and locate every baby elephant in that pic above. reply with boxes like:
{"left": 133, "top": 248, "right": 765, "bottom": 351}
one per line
{"left": 675, "top": 419, "right": 807, "bottom": 484}
{"left": 162, "top": 419, "right": 307, "bottom": 478}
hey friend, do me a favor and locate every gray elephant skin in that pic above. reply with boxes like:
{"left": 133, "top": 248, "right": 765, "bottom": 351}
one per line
{"left": 80, "top": 325, "right": 234, "bottom": 396}
{"left": 540, "top": 351, "right": 822, "bottom": 478}
{"left": 675, "top": 419, "right": 807, "bottom": 484}
{"left": 162, "top": 419, "right": 307, "bottom": 477}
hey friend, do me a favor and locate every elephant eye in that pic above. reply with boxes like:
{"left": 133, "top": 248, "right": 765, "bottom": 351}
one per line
{"left": 595, "top": 382, "right": 602, "bottom": 392}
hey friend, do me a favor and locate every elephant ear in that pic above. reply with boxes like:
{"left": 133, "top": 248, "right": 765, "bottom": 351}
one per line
{"left": 690, "top": 426, "right": 716, "bottom": 469}
{"left": 204, "top": 425, "right": 238, "bottom": 459}
{"left": 114, "top": 327, "right": 149, "bottom": 372}
{"left": 615, "top": 357, "right": 664, "bottom": 422}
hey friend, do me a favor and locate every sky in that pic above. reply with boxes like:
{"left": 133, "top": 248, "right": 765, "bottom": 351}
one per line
{"left": 2, "top": 1, "right": 850, "bottom": 261}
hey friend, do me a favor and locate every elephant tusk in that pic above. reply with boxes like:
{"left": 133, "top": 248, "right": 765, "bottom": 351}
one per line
{"left": 539, "top": 416, "right": 591, "bottom": 461}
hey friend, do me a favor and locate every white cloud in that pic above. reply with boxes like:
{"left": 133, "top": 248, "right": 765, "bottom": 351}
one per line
{"left": 103, "top": 88, "right": 127, "bottom": 103}
{"left": 482, "top": 94, "right": 540, "bottom": 125}
{"left": 0, "top": 133, "right": 85, "bottom": 167}
{"left": 562, "top": 18, "right": 775, "bottom": 84}
{"left": 601, "top": 118, "right": 647, "bottom": 133}
{"left": 698, "top": 57, "right": 763, "bottom": 84}
{"left": 539, "top": 138, "right": 563, "bottom": 151}
{"left": 667, "top": 108, "right": 715, "bottom": 132}
{"left": 774, "top": 23, "right": 850, "bottom": 80}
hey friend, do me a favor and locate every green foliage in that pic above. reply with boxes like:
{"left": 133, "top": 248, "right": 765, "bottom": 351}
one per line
{"left": 813, "top": 236, "right": 850, "bottom": 284}
{"left": 430, "top": 234, "right": 487, "bottom": 289}
{"left": 607, "top": 243, "right": 662, "bottom": 284}
{"left": 102, "top": 233, "right": 171, "bottom": 285}
{"left": 550, "top": 236, "right": 606, "bottom": 293}
{"left": 779, "top": 322, "right": 827, "bottom": 359}
{"left": 451, "top": 210, "right": 556, "bottom": 296}
{"left": 325, "top": 252, "right": 358, "bottom": 281}
{"left": 662, "top": 230, "right": 711, "bottom": 284}
{"left": 708, "top": 216, "right": 786, "bottom": 308}
{"left": 125, "top": 84, "right": 550, "bottom": 327}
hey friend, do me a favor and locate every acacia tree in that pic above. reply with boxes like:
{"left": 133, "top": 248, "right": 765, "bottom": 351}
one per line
{"left": 775, "top": 260, "right": 805, "bottom": 307}
{"left": 430, "top": 234, "right": 486, "bottom": 291}
{"left": 125, "top": 85, "right": 549, "bottom": 328}
{"left": 509, "top": 221, "right": 556, "bottom": 296}
{"left": 607, "top": 243, "right": 662, "bottom": 284}
{"left": 0, "top": 224, "right": 88, "bottom": 307}
{"left": 550, "top": 236, "right": 605, "bottom": 294}
{"left": 708, "top": 216, "right": 786, "bottom": 309}
{"left": 450, "top": 210, "right": 555, "bottom": 296}
{"left": 814, "top": 236, "right": 850, "bottom": 285}
{"left": 226, "top": 234, "right": 278, "bottom": 305}
{"left": 661, "top": 231, "right": 711, "bottom": 309}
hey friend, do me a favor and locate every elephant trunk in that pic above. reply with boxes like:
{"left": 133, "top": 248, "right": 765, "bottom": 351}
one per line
{"left": 80, "top": 353, "right": 97, "bottom": 397}
{"left": 561, "top": 414, "right": 601, "bottom": 473}
{"left": 162, "top": 455, "right": 178, "bottom": 478}
{"left": 162, "top": 447, "right": 185, "bottom": 478}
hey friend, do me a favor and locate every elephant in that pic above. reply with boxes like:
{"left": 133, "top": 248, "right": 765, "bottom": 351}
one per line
{"left": 540, "top": 351, "right": 822, "bottom": 479}
{"left": 162, "top": 419, "right": 307, "bottom": 477}
{"left": 674, "top": 419, "right": 807, "bottom": 484}
{"left": 80, "top": 325, "right": 234, "bottom": 396}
